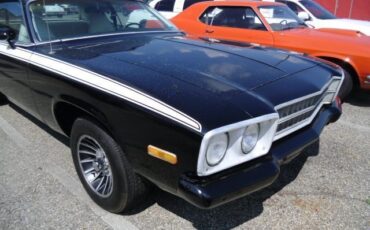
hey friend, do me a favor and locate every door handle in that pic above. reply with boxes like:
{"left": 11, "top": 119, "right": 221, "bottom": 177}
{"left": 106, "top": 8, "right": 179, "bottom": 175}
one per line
{"left": 205, "top": 29, "right": 214, "bottom": 33}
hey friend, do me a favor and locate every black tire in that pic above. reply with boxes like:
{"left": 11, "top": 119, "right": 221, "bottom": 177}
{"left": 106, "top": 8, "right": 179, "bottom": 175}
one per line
{"left": 0, "top": 92, "right": 8, "bottom": 106}
{"left": 338, "top": 69, "right": 353, "bottom": 100}
{"left": 70, "top": 118, "right": 150, "bottom": 213}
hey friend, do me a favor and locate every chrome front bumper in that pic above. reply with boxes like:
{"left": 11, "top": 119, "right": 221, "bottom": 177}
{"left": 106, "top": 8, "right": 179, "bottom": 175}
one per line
{"left": 365, "top": 75, "right": 370, "bottom": 85}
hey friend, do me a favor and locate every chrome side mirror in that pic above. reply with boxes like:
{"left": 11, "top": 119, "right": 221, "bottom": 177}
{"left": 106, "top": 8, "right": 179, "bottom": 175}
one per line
{"left": 298, "top": 12, "right": 310, "bottom": 21}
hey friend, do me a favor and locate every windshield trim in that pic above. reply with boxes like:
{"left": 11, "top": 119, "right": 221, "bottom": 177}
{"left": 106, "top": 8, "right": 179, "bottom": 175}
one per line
{"left": 32, "top": 30, "right": 181, "bottom": 46}
{"left": 25, "top": 0, "right": 180, "bottom": 44}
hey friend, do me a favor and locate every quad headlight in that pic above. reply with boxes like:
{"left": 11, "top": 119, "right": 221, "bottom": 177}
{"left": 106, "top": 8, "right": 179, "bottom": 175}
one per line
{"left": 197, "top": 114, "right": 279, "bottom": 176}
{"left": 206, "top": 134, "right": 228, "bottom": 166}
{"left": 241, "top": 124, "right": 259, "bottom": 154}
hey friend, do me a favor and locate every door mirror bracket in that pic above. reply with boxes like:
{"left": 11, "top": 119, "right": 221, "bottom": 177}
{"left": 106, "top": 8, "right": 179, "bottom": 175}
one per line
{"left": 0, "top": 27, "right": 16, "bottom": 49}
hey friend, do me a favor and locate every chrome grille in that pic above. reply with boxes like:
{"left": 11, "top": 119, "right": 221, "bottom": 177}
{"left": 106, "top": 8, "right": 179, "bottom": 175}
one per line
{"left": 274, "top": 76, "right": 343, "bottom": 141}
{"left": 277, "top": 95, "right": 321, "bottom": 119}
{"left": 277, "top": 109, "right": 316, "bottom": 133}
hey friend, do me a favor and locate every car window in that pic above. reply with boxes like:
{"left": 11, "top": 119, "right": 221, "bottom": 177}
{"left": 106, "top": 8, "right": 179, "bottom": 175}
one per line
{"left": 0, "top": 0, "right": 30, "bottom": 44}
{"left": 154, "top": 0, "right": 175, "bottom": 12}
{"left": 300, "top": 0, "right": 336, "bottom": 19}
{"left": 286, "top": 2, "right": 305, "bottom": 15}
{"left": 183, "top": 0, "right": 208, "bottom": 10}
{"left": 259, "top": 5, "right": 306, "bottom": 31}
{"left": 200, "top": 6, "right": 267, "bottom": 31}
{"left": 29, "top": 0, "right": 177, "bottom": 42}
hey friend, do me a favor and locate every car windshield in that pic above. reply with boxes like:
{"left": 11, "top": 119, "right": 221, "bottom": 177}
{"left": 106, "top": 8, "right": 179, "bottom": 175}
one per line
{"left": 259, "top": 5, "right": 307, "bottom": 31}
{"left": 300, "top": 0, "right": 336, "bottom": 19}
{"left": 29, "top": 0, "right": 178, "bottom": 42}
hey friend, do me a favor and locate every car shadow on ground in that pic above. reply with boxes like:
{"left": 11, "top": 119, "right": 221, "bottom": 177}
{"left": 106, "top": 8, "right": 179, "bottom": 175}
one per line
{"left": 345, "top": 90, "right": 370, "bottom": 107}
{"left": 129, "top": 141, "right": 320, "bottom": 229}
{"left": 7, "top": 102, "right": 320, "bottom": 229}
{"left": 9, "top": 103, "right": 70, "bottom": 146}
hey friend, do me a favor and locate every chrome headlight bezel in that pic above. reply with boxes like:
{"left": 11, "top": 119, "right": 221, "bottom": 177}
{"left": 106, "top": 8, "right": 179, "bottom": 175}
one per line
{"left": 197, "top": 113, "right": 279, "bottom": 176}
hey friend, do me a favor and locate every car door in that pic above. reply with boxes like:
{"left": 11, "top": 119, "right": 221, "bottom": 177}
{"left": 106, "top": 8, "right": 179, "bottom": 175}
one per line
{"left": 200, "top": 6, "right": 274, "bottom": 46}
{"left": 0, "top": 0, "right": 39, "bottom": 117}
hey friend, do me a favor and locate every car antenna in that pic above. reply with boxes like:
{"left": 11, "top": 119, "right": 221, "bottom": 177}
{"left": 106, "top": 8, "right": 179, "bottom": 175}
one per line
{"left": 43, "top": 0, "right": 55, "bottom": 54}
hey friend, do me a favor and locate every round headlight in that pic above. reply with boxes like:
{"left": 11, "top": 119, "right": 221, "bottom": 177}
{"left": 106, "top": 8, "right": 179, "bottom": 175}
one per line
{"left": 241, "top": 124, "right": 260, "bottom": 154}
{"left": 206, "top": 133, "right": 228, "bottom": 166}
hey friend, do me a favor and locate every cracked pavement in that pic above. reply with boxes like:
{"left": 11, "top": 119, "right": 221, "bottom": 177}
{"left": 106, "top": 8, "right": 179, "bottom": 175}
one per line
{"left": 0, "top": 92, "right": 369, "bottom": 229}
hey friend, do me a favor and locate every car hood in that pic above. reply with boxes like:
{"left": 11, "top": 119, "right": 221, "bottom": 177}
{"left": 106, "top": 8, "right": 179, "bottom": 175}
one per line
{"left": 315, "top": 19, "right": 370, "bottom": 36}
{"left": 281, "top": 28, "right": 370, "bottom": 54}
{"left": 36, "top": 33, "right": 334, "bottom": 132}
{"left": 47, "top": 33, "right": 318, "bottom": 91}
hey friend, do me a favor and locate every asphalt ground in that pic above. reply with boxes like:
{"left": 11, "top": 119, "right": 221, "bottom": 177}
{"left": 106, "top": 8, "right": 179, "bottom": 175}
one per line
{"left": 0, "top": 92, "right": 369, "bottom": 230}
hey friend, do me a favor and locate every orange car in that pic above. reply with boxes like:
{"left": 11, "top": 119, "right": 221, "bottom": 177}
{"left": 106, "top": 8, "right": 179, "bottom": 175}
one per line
{"left": 172, "top": 1, "right": 370, "bottom": 94}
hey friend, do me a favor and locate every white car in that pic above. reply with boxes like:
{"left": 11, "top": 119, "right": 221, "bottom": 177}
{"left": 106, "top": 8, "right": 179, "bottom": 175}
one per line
{"left": 263, "top": 0, "right": 370, "bottom": 36}
{"left": 149, "top": 0, "right": 207, "bottom": 19}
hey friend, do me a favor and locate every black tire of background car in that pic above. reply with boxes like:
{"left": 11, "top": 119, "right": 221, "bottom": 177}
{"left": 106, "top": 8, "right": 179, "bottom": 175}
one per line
{"left": 338, "top": 69, "right": 354, "bottom": 100}
{"left": 70, "top": 118, "right": 150, "bottom": 213}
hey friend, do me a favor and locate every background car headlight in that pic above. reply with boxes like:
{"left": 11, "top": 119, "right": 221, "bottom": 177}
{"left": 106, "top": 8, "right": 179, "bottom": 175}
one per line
{"left": 206, "top": 133, "right": 228, "bottom": 166}
{"left": 241, "top": 124, "right": 259, "bottom": 154}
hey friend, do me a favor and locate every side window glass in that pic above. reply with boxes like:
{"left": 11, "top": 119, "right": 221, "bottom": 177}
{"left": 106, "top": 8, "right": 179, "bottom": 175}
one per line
{"left": 154, "top": 0, "right": 175, "bottom": 12}
{"left": 200, "top": 6, "right": 266, "bottom": 31}
{"left": 286, "top": 2, "right": 305, "bottom": 15}
{"left": 244, "top": 8, "right": 266, "bottom": 31}
{"left": 0, "top": 1, "right": 30, "bottom": 44}
{"left": 30, "top": 3, "right": 85, "bottom": 41}
{"left": 199, "top": 6, "right": 217, "bottom": 24}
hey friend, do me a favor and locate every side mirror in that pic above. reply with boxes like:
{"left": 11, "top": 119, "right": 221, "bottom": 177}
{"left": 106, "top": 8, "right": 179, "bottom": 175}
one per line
{"left": 0, "top": 27, "right": 16, "bottom": 48}
{"left": 298, "top": 11, "right": 310, "bottom": 21}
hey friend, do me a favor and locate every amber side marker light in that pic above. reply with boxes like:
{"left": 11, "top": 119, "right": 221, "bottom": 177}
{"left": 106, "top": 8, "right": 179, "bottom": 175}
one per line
{"left": 148, "top": 145, "right": 178, "bottom": 165}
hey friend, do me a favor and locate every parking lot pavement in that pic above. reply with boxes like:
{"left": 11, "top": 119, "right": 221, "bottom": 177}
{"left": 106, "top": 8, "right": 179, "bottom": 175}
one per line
{"left": 0, "top": 92, "right": 369, "bottom": 230}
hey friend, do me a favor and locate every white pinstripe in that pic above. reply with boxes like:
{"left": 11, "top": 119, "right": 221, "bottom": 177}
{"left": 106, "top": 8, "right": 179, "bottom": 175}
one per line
{"left": 0, "top": 43, "right": 202, "bottom": 132}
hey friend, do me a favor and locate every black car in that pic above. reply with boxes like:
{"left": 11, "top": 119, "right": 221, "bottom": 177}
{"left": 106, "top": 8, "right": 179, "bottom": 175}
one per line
{"left": 0, "top": 0, "right": 343, "bottom": 213}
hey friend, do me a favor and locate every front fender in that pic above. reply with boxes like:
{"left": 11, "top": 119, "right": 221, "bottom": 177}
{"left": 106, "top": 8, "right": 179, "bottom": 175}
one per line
{"left": 311, "top": 53, "right": 360, "bottom": 77}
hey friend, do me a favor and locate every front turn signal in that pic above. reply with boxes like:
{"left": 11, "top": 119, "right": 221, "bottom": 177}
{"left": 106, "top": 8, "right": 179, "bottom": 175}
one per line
{"left": 148, "top": 145, "right": 177, "bottom": 165}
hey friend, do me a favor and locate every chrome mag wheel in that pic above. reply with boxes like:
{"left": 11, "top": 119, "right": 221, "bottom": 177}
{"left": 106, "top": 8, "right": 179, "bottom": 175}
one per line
{"left": 77, "top": 135, "right": 113, "bottom": 197}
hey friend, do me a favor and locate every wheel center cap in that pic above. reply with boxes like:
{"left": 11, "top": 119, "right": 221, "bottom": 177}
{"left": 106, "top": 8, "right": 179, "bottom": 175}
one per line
{"left": 93, "top": 161, "right": 102, "bottom": 171}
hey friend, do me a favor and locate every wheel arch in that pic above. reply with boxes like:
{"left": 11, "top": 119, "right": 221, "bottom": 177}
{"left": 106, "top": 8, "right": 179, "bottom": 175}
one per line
{"left": 53, "top": 99, "right": 111, "bottom": 137}
{"left": 314, "top": 54, "right": 360, "bottom": 86}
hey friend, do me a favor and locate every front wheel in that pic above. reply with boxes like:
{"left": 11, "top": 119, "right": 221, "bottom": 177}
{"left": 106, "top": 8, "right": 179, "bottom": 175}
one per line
{"left": 70, "top": 118, "right": 150, "bottom": 213}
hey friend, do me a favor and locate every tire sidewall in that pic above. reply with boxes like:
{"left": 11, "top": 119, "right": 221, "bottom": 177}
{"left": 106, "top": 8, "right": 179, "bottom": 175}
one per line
{"left": 338, "top": 69, "right": 354, "bottom": 100}
{"left": 70, "top": 118, "right": 129, "bottom": 213}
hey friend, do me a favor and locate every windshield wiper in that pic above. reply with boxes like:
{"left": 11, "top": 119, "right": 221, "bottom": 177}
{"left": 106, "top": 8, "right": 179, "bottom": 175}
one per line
{"left": 281, "top": 23, "right": 306, "bottom": 31}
